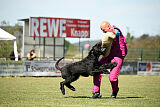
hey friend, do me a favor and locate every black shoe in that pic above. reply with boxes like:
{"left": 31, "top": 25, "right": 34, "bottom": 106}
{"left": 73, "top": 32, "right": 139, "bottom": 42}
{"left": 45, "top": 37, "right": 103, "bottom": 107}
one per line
{"left": 91, "top": 92, "right": 102, "bottom": 99}
{"left": 110, "top": 88, "right": 119, "bottom": 98}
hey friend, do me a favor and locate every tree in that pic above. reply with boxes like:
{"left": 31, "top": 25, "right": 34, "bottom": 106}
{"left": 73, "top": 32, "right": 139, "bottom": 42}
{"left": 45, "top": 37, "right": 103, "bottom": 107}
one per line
{"left": 126, "top": 32, "right": 134, "bottom": 43}
{"left": 125, "top": 27, "right": 134, "bottom": 45}
{"left": 125, "top": 27, "right": 135, "bottom": 48}
{"left": 0, "top": 20, "right": 23, "bottom": 59}
{"left": 140, "top": 34, "right": 149, "bottom": 39}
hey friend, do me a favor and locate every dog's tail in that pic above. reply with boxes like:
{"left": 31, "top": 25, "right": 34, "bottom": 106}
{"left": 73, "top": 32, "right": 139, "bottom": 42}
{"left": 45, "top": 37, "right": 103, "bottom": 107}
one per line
{"left": 55, "top": 57, "right": 64, "bottom": 70}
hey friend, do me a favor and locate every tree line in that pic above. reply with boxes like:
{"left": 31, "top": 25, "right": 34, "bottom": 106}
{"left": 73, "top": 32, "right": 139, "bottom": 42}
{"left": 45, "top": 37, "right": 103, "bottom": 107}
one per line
{"left": 126, "top": 32, "right": 160, "bottom": 49}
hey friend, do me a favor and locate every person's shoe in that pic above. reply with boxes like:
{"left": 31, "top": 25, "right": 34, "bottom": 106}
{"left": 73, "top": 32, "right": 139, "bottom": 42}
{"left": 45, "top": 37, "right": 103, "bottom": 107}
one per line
{"left": 91, "top": 92, "right": 102, "bottom": 99}
{"left": 110, "top": 88, "right": 119, "bottom": 98}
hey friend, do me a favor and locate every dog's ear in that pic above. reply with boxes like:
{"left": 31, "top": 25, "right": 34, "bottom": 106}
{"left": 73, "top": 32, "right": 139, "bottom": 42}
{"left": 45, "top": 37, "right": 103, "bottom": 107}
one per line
{"left": 97, "top": 41, "right": 102, "bottom": 46}
{"left": 88, "top": 48, "right": 94, "bottom": 55}
{"left": 93, "top": 42, "right": 102, "bottom": 50}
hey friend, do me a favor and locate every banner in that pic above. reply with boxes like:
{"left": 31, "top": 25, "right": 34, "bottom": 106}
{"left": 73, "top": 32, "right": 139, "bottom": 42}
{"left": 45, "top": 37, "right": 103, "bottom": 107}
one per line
{"left": 0, "top": 60, "right": 73, "bottom": 76}
{"left": 138, "top": 61, "right": 160, "bottom": 75}
{"left": 24, "top": 60, "right": 73, "bottom": 76}
{"left": 152, "top": 62, "right": 160, "bottom": 72}
{"left": 120, "top": 62, "right": 137, "bottom": 75}
{"left": 4, "top": 61, "right": 160, "bottom": 76}
{"left": 0, "top": 61, "right": 24, "bottom": 76}
{"left": 30, "top": 17, "right": 90, "bottom": 38}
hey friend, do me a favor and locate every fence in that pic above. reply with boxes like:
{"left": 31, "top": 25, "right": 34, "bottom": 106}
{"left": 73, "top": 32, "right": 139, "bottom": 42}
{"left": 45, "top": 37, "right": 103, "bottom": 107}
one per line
{"left": 65, "top": 48, "right": 160, "bottom": 62}
{"left": 124, "top": 48, "right": 160, "bottom": 62}
{"left": 0, "top": 48, "right": 160, "bottom": 62}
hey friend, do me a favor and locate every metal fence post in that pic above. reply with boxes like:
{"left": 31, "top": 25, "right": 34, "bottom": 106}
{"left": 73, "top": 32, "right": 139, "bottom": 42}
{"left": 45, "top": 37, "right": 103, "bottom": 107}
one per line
{"left": 159, "top": 48, "right": 160, "bottom": 61}
{"left": 81, "top": 47, "right": 84, "bottom": 59}
{"left": 140, "top": 48, "right": 143, "bottom": 61}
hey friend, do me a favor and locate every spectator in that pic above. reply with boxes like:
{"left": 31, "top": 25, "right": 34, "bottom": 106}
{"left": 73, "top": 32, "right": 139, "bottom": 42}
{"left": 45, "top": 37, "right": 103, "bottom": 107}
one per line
{"left": 18, "top": 50, "right": 21, "bottom": 60}
{"left": 10, "top": 51, "right": 15, "bottom": 60}
{"left": 27, "top": 49, "right": 36, "bottom": 60}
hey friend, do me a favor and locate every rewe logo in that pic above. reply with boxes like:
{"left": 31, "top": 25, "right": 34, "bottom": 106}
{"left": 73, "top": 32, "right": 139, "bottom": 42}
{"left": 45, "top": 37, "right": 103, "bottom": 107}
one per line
{"left": 31, "top": 18, "right": 66, "bottom": 37}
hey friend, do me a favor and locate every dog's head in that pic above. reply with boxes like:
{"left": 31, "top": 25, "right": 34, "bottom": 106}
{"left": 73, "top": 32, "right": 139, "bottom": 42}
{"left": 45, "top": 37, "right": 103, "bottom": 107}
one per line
{"left": 89, "top": 41, "right": 106, "bottom": 56}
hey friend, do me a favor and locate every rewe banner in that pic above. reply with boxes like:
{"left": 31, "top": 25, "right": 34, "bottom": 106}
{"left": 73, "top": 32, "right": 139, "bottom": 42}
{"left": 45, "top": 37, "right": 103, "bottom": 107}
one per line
{"left": 30, "top": 17, "right": 90, "bottom": 38}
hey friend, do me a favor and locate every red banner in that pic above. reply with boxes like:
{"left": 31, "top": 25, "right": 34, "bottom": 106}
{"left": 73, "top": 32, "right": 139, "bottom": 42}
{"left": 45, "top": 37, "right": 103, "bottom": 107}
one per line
{"left": 30, "top": 17, "right": 90, "bottom": 38}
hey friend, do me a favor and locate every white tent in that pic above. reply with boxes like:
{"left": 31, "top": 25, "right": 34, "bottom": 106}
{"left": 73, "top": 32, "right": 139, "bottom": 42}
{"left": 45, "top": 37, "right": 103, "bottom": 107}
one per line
{"left": 0, "top": 28, "right": 18, "bottom": 61}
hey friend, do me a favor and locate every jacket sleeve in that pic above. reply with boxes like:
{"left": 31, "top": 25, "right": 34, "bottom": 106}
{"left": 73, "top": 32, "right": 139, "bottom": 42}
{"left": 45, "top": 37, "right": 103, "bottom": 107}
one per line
{"left": 119, "top": 35, "right": 128, "bottom": 56}
{"left": 115, "top": 28, "right": 127, "bottom": 56}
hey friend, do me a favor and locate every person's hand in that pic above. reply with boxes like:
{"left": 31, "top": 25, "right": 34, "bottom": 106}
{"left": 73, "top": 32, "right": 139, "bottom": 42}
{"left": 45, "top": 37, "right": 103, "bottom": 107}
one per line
{"left": 31, "top": 53, "right": 36, "bottom": 58}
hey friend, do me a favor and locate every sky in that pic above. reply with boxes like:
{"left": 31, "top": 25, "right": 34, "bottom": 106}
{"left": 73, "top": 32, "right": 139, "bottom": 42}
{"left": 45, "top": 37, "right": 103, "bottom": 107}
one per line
{"left": 0, "top": 0, "right": 160, "bottom": 43}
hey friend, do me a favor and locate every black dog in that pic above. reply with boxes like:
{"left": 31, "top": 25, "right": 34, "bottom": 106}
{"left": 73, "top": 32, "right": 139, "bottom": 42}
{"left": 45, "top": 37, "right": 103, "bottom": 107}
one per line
{"left": 55, "top": 42, "right": 117, "bottom": 95}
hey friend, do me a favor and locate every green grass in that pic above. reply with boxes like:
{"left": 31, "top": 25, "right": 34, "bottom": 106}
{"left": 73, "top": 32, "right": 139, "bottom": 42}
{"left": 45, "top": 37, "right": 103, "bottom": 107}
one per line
{"left": 0, "top": 75, "right": 160, "bottom": 107}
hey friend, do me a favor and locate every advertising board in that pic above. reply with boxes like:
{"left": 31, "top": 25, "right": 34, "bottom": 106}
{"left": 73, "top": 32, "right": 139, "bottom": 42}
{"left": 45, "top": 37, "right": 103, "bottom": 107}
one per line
{"left": 24, "top": 60, "right": 73, "bottom": 76}
{"left": 30, "top": 17, "right": 90, "bottom": 38}
{"left": 0, "top": 61, "right": 24, "bottom": 76}
{"left": 138, "top": 61, "right": 160, "bottom": 75}
{"left": 120, "top": 62, "right": 137, "bottom": 75}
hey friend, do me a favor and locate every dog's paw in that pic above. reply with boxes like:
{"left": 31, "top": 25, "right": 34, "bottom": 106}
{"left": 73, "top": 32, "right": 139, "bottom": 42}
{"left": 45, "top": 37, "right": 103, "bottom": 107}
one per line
{"left": 102, "top": 64, "right": 110, "bottom": 69}
{"left": 110, "top": 62, "right": 118, "bottom": 70}
{"left": 70, "top": 87, "right": 76, "bottom": 91}
{"left": 60, "top": 88, "right": 65, "bottom": 95}
{"left": 113, "top": 62, "right": 118, "bottom": 67}
{"left": 60, "top": 82, "right": 65, "bottom": 95}
{"left": 90, "top": 72, "right": 94, "bottom": 76}
{"left": 62, "top": 90, "right": 65, "bottom": 95}
{"left": 102, "top": 70, "right": 110, "bottom": 74}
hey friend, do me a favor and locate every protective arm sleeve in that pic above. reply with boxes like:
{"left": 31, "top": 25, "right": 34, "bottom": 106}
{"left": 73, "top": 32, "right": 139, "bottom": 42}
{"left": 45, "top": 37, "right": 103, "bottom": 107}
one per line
{"left": 101, "top": 32, "right": 116, "bottom": 57}
{"left": 101, "top": 32, "right": 115, "bottom": 48}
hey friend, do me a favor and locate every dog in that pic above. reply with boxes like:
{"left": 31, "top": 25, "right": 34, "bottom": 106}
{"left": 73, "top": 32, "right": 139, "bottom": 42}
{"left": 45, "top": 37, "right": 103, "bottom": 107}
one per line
{"left": 55, "top": 42, "right": 117, "bottom": 95}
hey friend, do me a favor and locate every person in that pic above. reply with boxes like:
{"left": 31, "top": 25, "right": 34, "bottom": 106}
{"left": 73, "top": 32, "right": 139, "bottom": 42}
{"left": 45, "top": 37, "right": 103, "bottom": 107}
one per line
{"left": 18, "top": 50, "right": 21, "bottom": 60}
{"left": 10, "top": 51, "right": 15, "bottom": 60}
{"left": 27, "top": 49, "right": 36, "bottom": 60}
{"left": 10, "top": 50, "right": 21, "bottom": 61}
{"left": 91, "top": 21, "right": 127, "bottom": 99}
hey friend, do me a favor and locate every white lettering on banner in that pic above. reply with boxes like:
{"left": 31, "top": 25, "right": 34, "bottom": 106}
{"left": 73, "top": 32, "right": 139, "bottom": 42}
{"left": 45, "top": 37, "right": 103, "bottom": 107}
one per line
{"left": 31, "top": 66, "right": 56, "bottom": 72}
{"left": 66, "top": 24, "right": 77, "bottom": 27}
{"left": 40, "top": 19, "right": 47, "bottom": 37}
{"left": 152, "top": 62, "right": 160, "bottom": 72}
{"left": 66, "top": 20, "right": 73, "bottom": 23}
{"left": 78, "top": 20, "right": 87, "bottom": 24}
{"left": 59, "top": 19, "right": 66, "bottom": 37}
{"left": 71, "top": 28, "right": 88, "bottom": 37}
{"left": 31, "top": 18, "right": 39, "bottom": 36}
{"left": 121, "top": 65, "right": 134, "bottom": 72}
{"left": 31, "top": 18, "right": 67, "bottom": 37}
{"left": 48, "top": 19, "right": 59, "bottom": 37}
{"left": 78, "top": 24, "right": 90, "bottom": 28}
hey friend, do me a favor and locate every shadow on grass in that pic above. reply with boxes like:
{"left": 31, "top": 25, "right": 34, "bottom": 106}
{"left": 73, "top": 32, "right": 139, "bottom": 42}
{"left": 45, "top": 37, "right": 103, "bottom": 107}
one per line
{"left": 65, "top": 96, "right": 144, "bottom": 99}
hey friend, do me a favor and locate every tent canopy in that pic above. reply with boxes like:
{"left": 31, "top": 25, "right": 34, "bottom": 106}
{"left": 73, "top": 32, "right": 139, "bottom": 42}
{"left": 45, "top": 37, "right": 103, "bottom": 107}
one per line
{"left": 0, "top": 28, "right": 16, "bottom": 40}
{"left": 0, "top": 28, "right": 18, "bottom": 61}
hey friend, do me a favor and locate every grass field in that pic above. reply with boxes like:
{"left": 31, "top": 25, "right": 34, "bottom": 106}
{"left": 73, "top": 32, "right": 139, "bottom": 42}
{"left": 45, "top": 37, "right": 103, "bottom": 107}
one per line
{"left": 0, "top": 75, "right": 160, "bottom": 107}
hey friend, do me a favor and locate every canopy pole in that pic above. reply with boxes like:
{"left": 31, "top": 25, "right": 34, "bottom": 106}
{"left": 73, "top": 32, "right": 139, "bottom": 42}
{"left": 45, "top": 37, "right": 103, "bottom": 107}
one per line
{"left": 13, "top": 39, "right": 18, "bottom": 61}
{"left": 79, "top": 38, "right": 80, "bottom": 60}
